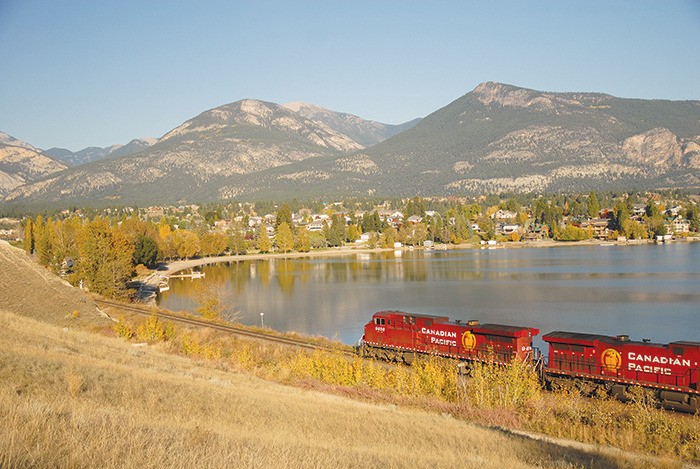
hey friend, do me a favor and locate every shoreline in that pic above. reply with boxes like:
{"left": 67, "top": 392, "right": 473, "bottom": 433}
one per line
{"left": 156, "top": 236, "right": 698, "bottom": 278}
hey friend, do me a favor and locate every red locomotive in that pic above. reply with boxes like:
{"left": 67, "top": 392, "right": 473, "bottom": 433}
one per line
{"left": 359, "top": 310, "right": 539, "bottom": 365}
{"left": 542, "top": 331, "right": 700, "bottom": 413}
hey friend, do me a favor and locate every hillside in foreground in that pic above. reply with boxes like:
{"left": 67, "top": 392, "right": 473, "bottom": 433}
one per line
{"left": 0, "top": 241, "right": 691, "bottom": 468}
{"left": 3, "top": 309, "right": 625, "bottom": 468}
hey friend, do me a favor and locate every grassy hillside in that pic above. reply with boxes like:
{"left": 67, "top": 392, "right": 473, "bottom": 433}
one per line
{"left": 0, "top": 309, "right": 635, "bottom": 469}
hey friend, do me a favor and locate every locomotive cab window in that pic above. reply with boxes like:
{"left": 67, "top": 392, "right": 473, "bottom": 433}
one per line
{"left": 672, "top": 346, "right": 684, "bottom": 355}
{"left": 374, "top": 318, "right": 386, "bottom": 325}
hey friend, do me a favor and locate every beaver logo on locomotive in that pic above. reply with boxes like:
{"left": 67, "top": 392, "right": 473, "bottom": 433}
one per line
{"left": 601, "top": 348, "right": 622, "bottom": 372}
{"left": 461, "top": 330, "right": 476, "bottom": 351}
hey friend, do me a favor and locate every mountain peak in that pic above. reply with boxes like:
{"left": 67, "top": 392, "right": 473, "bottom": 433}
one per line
{"left": 473, "top": 81, "right": 518, "bottom": 93}
{"left": 282, "top": 101, "right": 324, "bottom": 114}
{"left": 471, "top": 82, "right": 540, "bottom": 108}
{"left": 0, "top": 131, "right": 40, "bottom": 152}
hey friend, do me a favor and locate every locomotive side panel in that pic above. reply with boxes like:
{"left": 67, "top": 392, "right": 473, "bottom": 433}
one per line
{"left": 617, "top": 342, "right": 699, "bottom": 390}
{"left": 543, "top": 331, "right": 700, "bottom": 395}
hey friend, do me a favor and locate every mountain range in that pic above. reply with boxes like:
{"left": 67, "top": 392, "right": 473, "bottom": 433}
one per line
{"left": 2, "top": 82, "right": 699, "bottom": 207}
{"left": 43, "top": 138, "right": 157, "bottom": 167}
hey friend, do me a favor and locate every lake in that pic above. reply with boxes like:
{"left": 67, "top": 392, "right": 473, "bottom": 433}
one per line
{"left": 158, "top": 242, "right": 700, "bottom": 350}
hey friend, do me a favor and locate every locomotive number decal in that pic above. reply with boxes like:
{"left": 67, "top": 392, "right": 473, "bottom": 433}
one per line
{"left": 461, "top": 331, "right": 476, "bottom": 351}
{"left": 601, "top": 348, "right": 622, "bottom": 372}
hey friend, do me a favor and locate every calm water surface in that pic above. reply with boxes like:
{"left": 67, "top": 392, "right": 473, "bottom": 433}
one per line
{"left": 159, "top": 243, "right": 700, "bottom": 349}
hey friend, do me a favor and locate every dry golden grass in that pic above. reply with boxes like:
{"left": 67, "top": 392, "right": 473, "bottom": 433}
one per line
{"left": 0, "top": 309, "right": 658, "bottom": 469}
{"left": 148, "top": 316, "right": 696, "bottom": 466}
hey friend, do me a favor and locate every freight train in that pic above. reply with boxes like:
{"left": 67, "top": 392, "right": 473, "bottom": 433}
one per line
{"left": 357, "top": 310, "right": 700, "bottom": 413}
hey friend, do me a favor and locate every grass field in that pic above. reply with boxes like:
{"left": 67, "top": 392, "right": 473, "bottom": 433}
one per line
{"left": 0, "top": 309, "right": 671, "bottom": 469}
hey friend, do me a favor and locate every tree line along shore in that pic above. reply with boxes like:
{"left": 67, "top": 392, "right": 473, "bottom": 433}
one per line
{"left": 10, "top": 191, "right": 700, "bottom": 301}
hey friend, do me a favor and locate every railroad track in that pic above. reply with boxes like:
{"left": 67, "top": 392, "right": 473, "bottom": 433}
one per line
{"left": 95, "top": 298, "right": 354, "bottom": 356}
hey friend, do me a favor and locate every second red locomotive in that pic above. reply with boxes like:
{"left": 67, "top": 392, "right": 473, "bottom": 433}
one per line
{"left": 543, "top": 331, "right": 700, "bottom": 413}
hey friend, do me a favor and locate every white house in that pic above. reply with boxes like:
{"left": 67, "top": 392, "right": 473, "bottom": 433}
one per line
{"left": 499, "top": 223, "right": 521, "bottom": 235}
{"left": 308, "top": 220, "right": 325, "bottom": 232}
{"left": 492, "top": 209, "right": 517, "bottom": 220}
{"left": 671, "top": 217, "right": 690, "bottom": 234}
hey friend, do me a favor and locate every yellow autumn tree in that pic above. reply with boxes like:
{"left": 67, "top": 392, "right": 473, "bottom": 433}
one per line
{"left": 275, "top": 222, "right": 293, "bottom": 253}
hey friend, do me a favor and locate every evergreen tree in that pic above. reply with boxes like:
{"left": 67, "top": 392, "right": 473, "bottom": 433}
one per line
{"left": 429, "top": 215, "right": 444, "bottom": 242}
{"left": 504, "top": 198, "right": 520, "bottom": 213}
{"left": 533, "top": 199, "right": 548, "bottom": 224}
{"left": 612, "top": 198, "right": 632, "bottom": 234}
{"left": 685, "top": 204, "right": 700, "bottom": 232}
{"left": 327, "top": 214, "right": 345, "bottom": 247}
{"left": 361, "top": 211, "right": 372, "bottom": 233}
{"left": 404, "top": 197, "right": 426, "bottom": 217}
{"left": 133, "top": 234, "right": 159, "bottom": 268}
{"left": 645, "top": 200, "right": 659, "bottom": 218}
{"left": 372, "top": 211, "right": 382, "bottom": 231}
{"left": 275, "top": 204, "right": 292, "bottom": 228}
{"left": 587, "top": 192, "right": 600, "bottom": 218}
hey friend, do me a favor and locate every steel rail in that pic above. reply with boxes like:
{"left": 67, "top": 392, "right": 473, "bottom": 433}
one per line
{"left": 95, "top": 298, "right": 354, "bottom": 356}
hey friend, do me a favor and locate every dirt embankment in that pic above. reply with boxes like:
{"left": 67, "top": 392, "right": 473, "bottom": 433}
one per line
{"left": 0, "top": 240, "right": 110, "bottom": 328}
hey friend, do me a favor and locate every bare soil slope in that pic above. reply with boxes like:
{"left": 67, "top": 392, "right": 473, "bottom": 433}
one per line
{"left": 0, "top": 240, "right": 110, "bottom": 328}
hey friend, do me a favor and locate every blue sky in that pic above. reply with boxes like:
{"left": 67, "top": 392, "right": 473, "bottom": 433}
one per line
{"left": 1, "top": 0, "right": 698, "bottom": 151}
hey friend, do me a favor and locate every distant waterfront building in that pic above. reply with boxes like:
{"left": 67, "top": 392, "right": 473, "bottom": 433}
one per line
{"left": 579, "top": 218, "right": 610, "bottom": 239}
{"left": 670, "top": 217, "right": 690, "bottom": 234}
